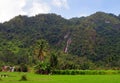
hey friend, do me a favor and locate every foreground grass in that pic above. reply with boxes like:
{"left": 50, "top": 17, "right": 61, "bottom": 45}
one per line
{"left": 0, "top": 72, "right": 120, "bottom": 83}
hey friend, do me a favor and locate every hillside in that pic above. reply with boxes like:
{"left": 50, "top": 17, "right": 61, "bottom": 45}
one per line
{"left": 0, "top": 12, "right": 120, "bottom": 69}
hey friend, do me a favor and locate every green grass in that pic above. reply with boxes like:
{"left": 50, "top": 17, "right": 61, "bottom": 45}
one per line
{"left": 0, "top": 72, "right": 120, "bottom": 83}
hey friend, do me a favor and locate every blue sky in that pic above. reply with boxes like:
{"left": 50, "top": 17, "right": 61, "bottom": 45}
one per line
{"left": 0, "top": 0, "right": 120, "bottom": 22}
{"left": 51, "top": 0, "right": 120, "bottom": 18}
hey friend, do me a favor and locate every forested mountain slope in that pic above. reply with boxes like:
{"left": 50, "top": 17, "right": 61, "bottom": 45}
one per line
{"left": 0, "top": 12, "right": 120, "bottom": 69}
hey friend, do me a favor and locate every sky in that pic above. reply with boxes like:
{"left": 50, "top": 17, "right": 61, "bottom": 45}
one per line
{"left": 0, "top": 0, "right": 120, "bottom": 23}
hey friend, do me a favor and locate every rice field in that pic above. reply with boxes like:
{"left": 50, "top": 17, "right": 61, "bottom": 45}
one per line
{"left": 0, "top": 72, "right": 120, "bottom": 83}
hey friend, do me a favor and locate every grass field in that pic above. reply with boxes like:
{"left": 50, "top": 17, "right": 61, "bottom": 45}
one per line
{"left": 0, "top": 72, "right": 120, "bottom": 83}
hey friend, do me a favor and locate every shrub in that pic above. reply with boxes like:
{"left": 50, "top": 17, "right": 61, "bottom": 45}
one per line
{"left": 34, "top": 62, "right": 51, "bottom": 74}
{"left": 50, "top": 52, "right": 58, "bottom": 69}
{"left": 17, "top": 64, "right": 28, "bottom": 72}
{"left": 0, "top": 68, "right": 2, "bottom": 72}
{"left": 0, "top": 78, "right": 2, "bottom": 81}
{"left": 52, "top": 70, "right": 120, "bottom": 75}
{"left": 19, "top": 74, "right": 27, "bottom": 81}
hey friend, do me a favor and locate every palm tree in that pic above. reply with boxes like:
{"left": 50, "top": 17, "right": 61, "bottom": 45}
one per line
{"left": 34, "top": 39, "right": 48, "bottom": 62}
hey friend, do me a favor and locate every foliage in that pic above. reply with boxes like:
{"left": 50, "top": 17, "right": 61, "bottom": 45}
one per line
{"left": 34, "top": 62, "right": 51, "bottom": 74}
{"left": 0, "top": 12, "right": 120, "bottom": 69}
{"left": 33, "top": 39, "right": 49, "bottom": 62}
{"left": 0, "top": 78, "right": 2, "bottom": 81}
{"left": 17, "top": 63, "right": 28, "bottom": 72}
{"left": 50, "top": 52, "right": 58, "bottom": 69}
{"left": 52, "top": 70, "right": 120, "bottom": 75}
{"left": 19, "top": 74, "right": 28, "bottom": 81}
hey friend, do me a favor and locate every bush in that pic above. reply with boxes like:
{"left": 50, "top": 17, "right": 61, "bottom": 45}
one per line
{"left": 0, "top": 68, "right": 2, "bottom": 72}
{"left": 34, "top": 62, "right": 51, "bottom": 74}
{"left": 19, "top": 74, "right": 27, "bottom": 81}
{"left": 17, "top": 64, "right": 28, "bottom": 72}
{"left": 52, "top": 70, "right": 120, "bottom": 75}
{"left": 0, "top": 78, "right": 2, "bottom": 81}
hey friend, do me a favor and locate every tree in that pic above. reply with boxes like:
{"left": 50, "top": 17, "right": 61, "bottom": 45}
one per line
{"left": 50, "top": 52, "right": 58, "bottom": 69}
{"left": 34, "top": 39, "right": 48, "bottom": 62}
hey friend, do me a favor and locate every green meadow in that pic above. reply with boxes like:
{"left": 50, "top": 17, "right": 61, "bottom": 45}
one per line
{"left": 0, "top": 72, "right": 120, "bottom": 83}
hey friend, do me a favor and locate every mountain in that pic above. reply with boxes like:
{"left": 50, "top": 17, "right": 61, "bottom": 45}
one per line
{"left": 0, "top": 12, "right": 120, "bottom": 69}
{"left": 69, "top": 12, "right": 120, "bottom": 68}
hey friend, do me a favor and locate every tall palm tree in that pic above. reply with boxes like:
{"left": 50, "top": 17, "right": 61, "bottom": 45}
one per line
{"left": 34, "top": 39, "right": 48, "bottom": 62}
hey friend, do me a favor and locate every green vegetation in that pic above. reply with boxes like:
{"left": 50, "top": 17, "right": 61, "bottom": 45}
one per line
{"left": 0, "top": 72, "right": 120, "bottom": 83}
{"left": 0, "top": 12, "right": 120, "bottom": 70}
{"left": 0, "top": 78, "right": 2, "bottom": 81}
{"left": 34, "top": 62, "right": 50, "bottom": 74}
{"left": 52, "top": 70, "right": 120, "bottom": 75}
{"left": 19, "top": 74, "right": 28, "bottom": 81}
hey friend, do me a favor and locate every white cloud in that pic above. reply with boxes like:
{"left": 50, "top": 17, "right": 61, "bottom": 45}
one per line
{"left": 0, "top": 0, "right": 51, "bottom": 23}
{"left": 52, "top": 0, "right": 69, "bottom": 9}
{"left": 28, "top": 1, "right": 51, "bottom": 16}
{"left": 0, "top": 0, "right": 26, "bottom": 23}
{"left": 0, "top": 0, "right": 70, "bottom": 23}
